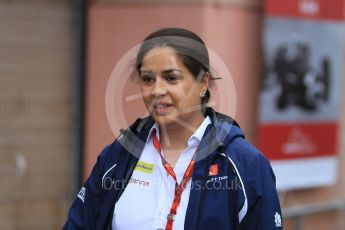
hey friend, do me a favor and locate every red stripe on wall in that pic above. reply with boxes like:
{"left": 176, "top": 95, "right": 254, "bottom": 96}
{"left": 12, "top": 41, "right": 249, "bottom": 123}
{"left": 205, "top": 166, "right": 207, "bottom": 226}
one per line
{"left": 258, "top": 122, "right": 338, "bottom": 160}
{"left": 266, "top": 0, "right": 344, "bottom": 21}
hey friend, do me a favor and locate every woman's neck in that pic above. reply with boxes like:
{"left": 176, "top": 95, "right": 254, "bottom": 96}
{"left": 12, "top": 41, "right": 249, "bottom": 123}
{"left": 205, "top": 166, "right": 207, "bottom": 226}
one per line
{"left": 159, "top": 112, "right": 205, "bottom": 151}
{"left": 157, "top": 112, "right": 205, "bottom": 167}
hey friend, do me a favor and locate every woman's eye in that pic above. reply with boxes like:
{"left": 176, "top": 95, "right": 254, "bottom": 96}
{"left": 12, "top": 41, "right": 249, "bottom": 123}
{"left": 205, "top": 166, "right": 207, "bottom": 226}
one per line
{"left": 141, "top": 75, "right": 155, "bottom": 83}
{"left": 166, "top": 75, "right": 179, "bottom": 82}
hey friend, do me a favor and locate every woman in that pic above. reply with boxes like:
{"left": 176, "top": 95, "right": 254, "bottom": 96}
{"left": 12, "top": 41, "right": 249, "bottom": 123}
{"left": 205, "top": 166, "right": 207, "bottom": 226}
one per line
{"left": 64, "top": 28, "right": 282, "bottom": 230}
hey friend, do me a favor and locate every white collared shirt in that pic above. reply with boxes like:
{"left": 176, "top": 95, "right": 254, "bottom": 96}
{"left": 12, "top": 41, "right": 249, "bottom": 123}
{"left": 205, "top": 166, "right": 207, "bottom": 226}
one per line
{"left": 112, "top": 116, "right": 211, "bottom": 230}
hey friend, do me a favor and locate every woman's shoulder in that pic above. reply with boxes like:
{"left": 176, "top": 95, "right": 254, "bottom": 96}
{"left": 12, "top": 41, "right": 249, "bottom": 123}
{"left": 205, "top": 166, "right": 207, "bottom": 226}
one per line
{"left": 226, "top": 137, "right": 263, "bottom": 161}
{"left": 95, "top": 117, "right": 154, "bottom": 174}
{"left": 93, "top": 140, "right": 124, "bottom": 171}
{"left": 222, "top": 134, "right": 275, "bottom": 184}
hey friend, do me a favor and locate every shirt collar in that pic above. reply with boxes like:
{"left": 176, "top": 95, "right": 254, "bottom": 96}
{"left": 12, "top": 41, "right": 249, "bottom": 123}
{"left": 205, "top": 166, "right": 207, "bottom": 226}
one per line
{"left": 147, "top": 122, "right": 160, "bottom": 143}
{"left": 146, "top": 116, "right": 211, "bottom": 147}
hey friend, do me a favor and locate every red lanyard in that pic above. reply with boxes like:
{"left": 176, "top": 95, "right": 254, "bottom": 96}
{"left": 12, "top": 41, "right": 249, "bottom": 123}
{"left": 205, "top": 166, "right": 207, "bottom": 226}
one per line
{"left": 152, "top": 130, "right": 195, "bottom": 230}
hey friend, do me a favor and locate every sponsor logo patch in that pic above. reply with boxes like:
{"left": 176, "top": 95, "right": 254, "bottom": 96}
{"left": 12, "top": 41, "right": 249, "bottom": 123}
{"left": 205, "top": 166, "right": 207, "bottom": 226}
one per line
{"left": 135, "top": 161, "right": 154, "bottom": 174}
{"left": 275, "top": 212, "right": 282, "bottom": 227}
{"left": 206, "top": 175, "right": 228, "bottom": 184}
{"left": 129, "top": 178, "right": 150, "bottom": 187}
{"left": 77, "top": 187, "right": 86, "bottom": 203}
{"left": 208, "top": 164, "right": 218, "bottom": 176}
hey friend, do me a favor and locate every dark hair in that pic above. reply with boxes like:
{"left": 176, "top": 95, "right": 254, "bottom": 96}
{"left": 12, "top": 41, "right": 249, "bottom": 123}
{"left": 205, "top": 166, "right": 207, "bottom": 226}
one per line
{"left": 135, "top": 28, "right": 212, "bottom": 110}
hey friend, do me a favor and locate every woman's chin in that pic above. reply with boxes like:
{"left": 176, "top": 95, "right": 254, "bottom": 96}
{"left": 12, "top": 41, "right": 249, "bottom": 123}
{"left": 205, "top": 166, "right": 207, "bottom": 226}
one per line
{"left": 151, "top": 114, "right": 177, "bottom": 127}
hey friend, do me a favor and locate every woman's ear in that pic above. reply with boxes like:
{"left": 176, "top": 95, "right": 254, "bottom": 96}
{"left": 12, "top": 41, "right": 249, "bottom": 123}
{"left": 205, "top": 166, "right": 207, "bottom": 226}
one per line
{"left": 202, "top": 72, "right": 211, "bottom": 90}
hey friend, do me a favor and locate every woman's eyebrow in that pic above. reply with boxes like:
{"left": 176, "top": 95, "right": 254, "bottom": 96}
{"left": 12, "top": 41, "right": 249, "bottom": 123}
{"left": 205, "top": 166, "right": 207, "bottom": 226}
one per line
{"left": 139, "top": 68, "right": 154, "bottom": 74}
{"left": 139, "top": 68, "right": 182, "bottom": 74}
{"left": 161, "top": 68, "right": 182, "bottom": 74}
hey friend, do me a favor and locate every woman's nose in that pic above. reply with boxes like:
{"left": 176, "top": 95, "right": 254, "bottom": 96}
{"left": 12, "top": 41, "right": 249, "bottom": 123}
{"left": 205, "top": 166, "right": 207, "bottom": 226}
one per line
{"left": 152, "top": 78, "right": 167, "bottom": 96}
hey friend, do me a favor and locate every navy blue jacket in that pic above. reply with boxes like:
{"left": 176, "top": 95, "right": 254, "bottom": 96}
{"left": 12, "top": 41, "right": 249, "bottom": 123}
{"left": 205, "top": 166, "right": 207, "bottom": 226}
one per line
{"left": 64, "top": 108, "right": 283, "bottom": 229}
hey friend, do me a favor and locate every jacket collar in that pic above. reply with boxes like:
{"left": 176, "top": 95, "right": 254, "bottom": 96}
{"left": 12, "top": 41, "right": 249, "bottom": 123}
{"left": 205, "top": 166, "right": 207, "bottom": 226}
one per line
{"left": 118, "top": 107, "right": 244, "bottom": 170}
{"left": 123, "top": 107, "right": 242, "bottom": 161}
{"left": 131, "top": 107, "right": 239, "bottom": 136}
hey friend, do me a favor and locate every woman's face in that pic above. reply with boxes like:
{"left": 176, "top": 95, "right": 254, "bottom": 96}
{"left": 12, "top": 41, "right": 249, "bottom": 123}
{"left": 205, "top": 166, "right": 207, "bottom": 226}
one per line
{"left": 139, "top": 47, "right": 208, "bottom": 127}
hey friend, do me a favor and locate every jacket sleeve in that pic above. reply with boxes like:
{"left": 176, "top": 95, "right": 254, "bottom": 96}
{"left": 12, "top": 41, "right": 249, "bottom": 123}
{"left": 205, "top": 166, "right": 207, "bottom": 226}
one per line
{"left": 240, "top": 154, "right": 283, "bottom": 230}
{"left": 63, "top": 144, "right": 113, "bottom": 230}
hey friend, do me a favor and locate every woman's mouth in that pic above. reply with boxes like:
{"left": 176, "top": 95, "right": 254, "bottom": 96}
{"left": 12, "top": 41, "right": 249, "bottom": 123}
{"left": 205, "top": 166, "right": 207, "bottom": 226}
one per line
{"left": 154, "top": 103, "right": 173, "bottom": 115}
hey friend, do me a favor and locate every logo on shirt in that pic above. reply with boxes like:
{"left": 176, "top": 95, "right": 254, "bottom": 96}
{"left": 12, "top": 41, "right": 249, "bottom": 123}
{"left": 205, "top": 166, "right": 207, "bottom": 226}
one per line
{"left": 274, "top": 212, "right": 282, "bottom": 227}
{"left": 77, "top": 187, "right": 86, "bottom": 203}
{"left": 208, "top": 164, "right": 218, "bottom": 176}
{"left": 129, "top": 178, "right": 150, "bottom": 187}
{"left": 135, "top": 161, "right": 154, "bottom": 174}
